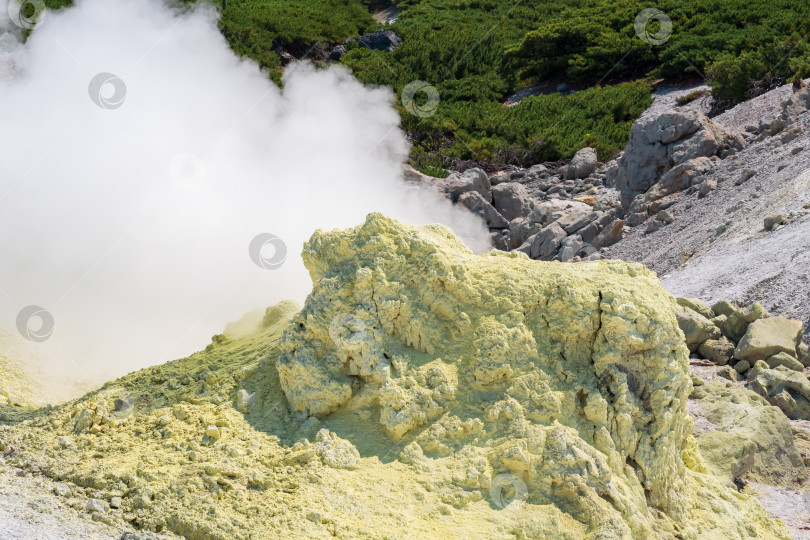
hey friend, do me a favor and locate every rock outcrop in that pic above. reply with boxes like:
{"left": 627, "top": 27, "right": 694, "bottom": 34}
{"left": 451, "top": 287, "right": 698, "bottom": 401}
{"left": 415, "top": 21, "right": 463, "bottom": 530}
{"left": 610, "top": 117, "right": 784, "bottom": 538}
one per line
{"left": 609, "top": 109, "right": 745, "bottom": 220}
{"left": 276, "top": 213, "right": 788, "bottom": 538}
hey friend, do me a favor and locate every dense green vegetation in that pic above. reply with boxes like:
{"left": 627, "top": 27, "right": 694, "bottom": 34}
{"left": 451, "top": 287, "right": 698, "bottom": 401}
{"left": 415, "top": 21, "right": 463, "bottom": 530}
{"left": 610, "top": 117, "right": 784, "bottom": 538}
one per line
{"left": 40, "top": 0, "right": 810, "bottom": 167}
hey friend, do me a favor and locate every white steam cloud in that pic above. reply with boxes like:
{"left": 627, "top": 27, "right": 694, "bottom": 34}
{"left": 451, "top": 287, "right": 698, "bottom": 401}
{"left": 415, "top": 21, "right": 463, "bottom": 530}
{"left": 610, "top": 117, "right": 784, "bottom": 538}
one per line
{"left": 0, "top": 0, "right": 489, "bottom": 400}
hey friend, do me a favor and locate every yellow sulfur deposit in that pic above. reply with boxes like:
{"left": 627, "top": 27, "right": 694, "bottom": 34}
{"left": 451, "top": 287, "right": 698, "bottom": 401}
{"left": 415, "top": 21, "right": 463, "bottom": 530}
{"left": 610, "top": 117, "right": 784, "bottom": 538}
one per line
{"left": 0, "top": 214, "right": 790, "bottom": 539}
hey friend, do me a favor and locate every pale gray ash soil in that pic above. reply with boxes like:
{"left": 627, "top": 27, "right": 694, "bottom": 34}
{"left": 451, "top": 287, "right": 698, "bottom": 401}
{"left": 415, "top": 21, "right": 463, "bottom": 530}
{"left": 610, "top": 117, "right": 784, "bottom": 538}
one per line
{"left": 606, "top": 81, "right": 810, "bottom": 329}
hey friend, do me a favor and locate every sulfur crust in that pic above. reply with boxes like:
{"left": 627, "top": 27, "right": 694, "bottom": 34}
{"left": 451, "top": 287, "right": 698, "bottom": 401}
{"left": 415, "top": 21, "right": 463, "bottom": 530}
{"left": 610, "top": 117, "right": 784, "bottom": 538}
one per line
{"left": 0, "top": 213, "right": 790, "bottom": 539}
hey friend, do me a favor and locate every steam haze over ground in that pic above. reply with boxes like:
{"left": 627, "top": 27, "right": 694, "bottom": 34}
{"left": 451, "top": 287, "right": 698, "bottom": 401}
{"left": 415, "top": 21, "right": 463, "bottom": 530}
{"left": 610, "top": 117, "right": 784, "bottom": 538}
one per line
{"left": 0, "top": 0, "right": 489, "bottom": 400}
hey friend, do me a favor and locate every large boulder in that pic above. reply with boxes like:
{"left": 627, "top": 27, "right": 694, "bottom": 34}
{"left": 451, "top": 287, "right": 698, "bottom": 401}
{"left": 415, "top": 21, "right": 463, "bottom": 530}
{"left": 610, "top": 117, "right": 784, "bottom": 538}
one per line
{"left": 560, "top": 147, "right": 598, "bottom": 180}
{"left": 733, "top": 316, "right": 803, "bottom": 363}
{"left": 275, "top": 213, "right": 787, "bottom": 538}
{"left": 610, "top": 109, "right": 744, "bottom": 210}
{"left": 491, "top": 182, "right": 532, "bottom": 221}
{"left": 676, "top": 306, "right": 721, "bottom": 352}
{"left": 458, "top": 191, "right": 509, "bottom": 229}
{"left": 528, "top": 222, "right": 566, "bottom": 260}
{"left": 438, "top": 168, "right": 492, "bottom": 202}
{"left": 691, "top": 384, "right": 806, "bottom": 487}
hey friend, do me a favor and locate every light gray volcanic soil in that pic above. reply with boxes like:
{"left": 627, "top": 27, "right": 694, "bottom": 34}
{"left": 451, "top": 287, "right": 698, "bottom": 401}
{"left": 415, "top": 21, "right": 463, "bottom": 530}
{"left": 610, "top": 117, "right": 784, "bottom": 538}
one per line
{"left": 606, "top": 81, "right": 810, "bottom": 329}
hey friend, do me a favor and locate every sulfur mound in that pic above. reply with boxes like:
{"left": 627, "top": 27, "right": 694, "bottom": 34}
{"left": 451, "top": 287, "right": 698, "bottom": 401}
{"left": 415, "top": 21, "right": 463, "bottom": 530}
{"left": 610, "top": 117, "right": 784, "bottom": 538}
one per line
{"left": 275, "top": 213, "right": 787, "bottom": 538}
{"left": 0, "top": 214, "right": 790, "bottom": 539}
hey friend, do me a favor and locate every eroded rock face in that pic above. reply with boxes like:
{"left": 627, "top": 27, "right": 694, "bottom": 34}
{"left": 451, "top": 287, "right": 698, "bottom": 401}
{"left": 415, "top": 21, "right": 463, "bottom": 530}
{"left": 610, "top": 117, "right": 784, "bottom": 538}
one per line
{"left": 611, "top": 109, "right": 744, "bottom": 211}
{"left": 275, "top": 213, "right": 723, "bottom": 536}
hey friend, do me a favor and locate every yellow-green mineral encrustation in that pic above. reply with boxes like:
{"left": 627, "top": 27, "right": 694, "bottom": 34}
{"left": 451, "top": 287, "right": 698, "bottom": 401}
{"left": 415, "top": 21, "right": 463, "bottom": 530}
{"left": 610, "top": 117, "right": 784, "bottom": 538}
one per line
{"left": 0, "top": 213, "right": 791, "bottom": 539}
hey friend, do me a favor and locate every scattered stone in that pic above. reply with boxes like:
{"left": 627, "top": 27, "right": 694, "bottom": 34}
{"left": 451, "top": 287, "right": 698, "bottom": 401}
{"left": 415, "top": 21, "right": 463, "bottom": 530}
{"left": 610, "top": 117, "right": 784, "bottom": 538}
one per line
{"left": 764, "top": 214, "right": 786, "bottom": 231}
{"left": 86, "top": 498, "right": 106, "bottom": 514}
{"left": 205, "top": 425, "right": 221, "bottom": 442}
{"left": 733, "top": 316, "right": 803, "bottom": 363}
{"left": 698, "top": 338, "right": 735, "bottom": 365}
{"left": 677, "top": 297, "right": 715, "bottom": 319}
{"left": 698, "top": 180, "right": 717, "bottom": 197}
{"left": 734, "top": 360, "right": 752, "bottom": 374}
{"left": 655, "top": 210, "right": 675, "bottom": 224}
{"left": 734, "top": 169, "right": 756, "bottom": 186}
{"left": 766, "top": 352, "right": 805, "bottom": 372}
{"left": 675, "top": 306, "right": 721, "bottom": 352}
{"left": 717, "top": 366, "right": 741, "bottom": 381}
{"left": 748, "top": 366, "right": 810, "bottom": 420}
{"left": 712, "top": 300, "right": 736, "bottom": 317}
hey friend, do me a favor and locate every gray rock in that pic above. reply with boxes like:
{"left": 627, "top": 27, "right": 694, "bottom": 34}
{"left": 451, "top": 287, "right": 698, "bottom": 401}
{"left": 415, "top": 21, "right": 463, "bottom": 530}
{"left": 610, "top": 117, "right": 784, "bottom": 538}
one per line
{"left": 578, "top": 221, "right": 600, "bottom": 244}
{"left": 655, "top": 210, "right": 675, "bottom": 224}
{"left": 594, "top": 219, "right": 623, "bottom": 247}
{"left": 347, "top": 29, "right": 402, "bottom": 53}
{"left": 557, "top": 235, "right": 583, "bottom": 262}
{"left": 86, "top": 498, "right": 106, "bottom": 513}
{"left": 529, "top": 223, "right": 567, "bottom": 260}
{"left": 458, "top": 191, "right": 509, "bottom": 229}
{"left": 439, "top": 168, "right": 492, "bottom": 202}
{"left": 329, "top": 45, "right": 347, "bottom": 62}
{"left": 780, "top": 87, "right": 810, "bottom": 126}
{"left": 490, "top": 230, "right": 509, "bottom": 251}
{"left": 612, "top": 109, "right": 744, "bottom": 209}
{"left": 491, "top": 182, "right": 532, "bottom": 221}
{"left": 698, "top": 179, "right": 717, "bottom": 197}
{"left": 561, "top": 147, "right": 598, "bottom": 180}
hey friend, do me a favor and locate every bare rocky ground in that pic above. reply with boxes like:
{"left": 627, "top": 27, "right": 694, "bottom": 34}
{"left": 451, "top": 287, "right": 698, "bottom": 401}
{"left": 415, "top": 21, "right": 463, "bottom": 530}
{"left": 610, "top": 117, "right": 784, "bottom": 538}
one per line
{"left": 605, "top": 80, "right": 810, "bottom": 329}
{"left": 0, "top": 460, "right": 120, "bottom": 539}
